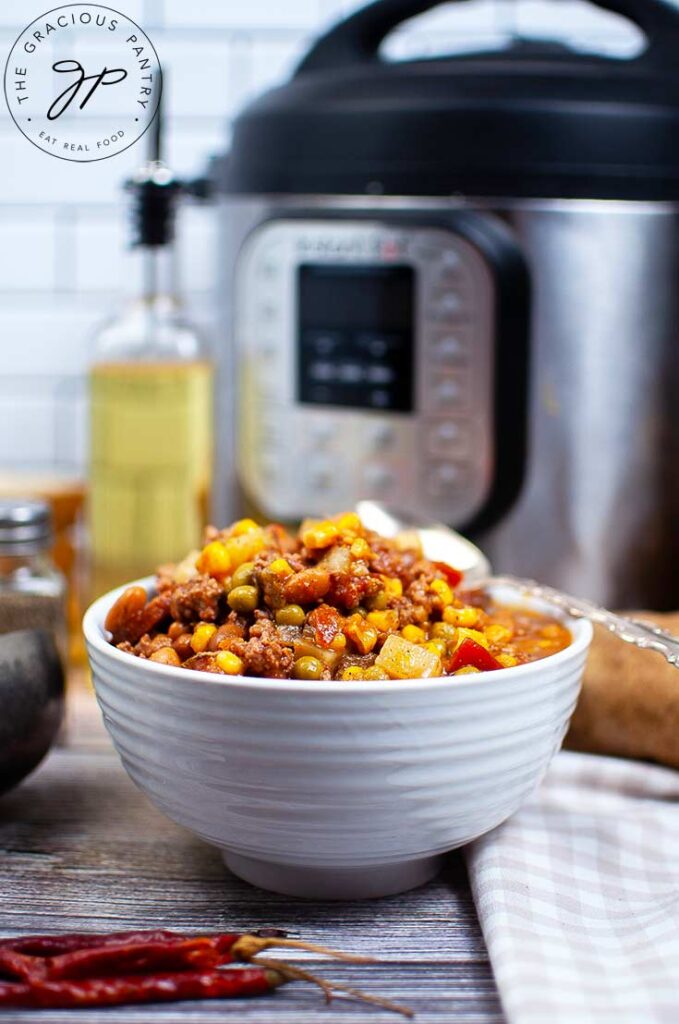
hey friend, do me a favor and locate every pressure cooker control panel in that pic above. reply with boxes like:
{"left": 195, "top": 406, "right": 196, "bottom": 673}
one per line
{"left": 235, "top": 219, "right": 495, "bottom": 526}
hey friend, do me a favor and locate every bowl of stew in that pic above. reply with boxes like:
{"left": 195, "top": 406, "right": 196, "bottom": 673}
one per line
{"left": 84, "top": 512, "right": 592, "bottom": 900}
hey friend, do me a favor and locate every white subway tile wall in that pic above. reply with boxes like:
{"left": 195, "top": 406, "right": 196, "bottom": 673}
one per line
{"left": 0, "top": 0, "right": 671, "bottom": 473}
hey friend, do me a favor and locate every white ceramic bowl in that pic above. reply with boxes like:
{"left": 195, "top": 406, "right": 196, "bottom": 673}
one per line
{"left": 84, "top": 581, "right": 592, "bottom": 900}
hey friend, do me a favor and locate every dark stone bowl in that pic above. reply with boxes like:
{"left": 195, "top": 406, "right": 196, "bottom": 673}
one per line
{"left": 0, "top": 629, "right": 65, "bottom": 795}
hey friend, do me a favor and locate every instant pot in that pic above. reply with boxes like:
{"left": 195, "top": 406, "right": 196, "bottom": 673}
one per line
{"left": 212, "top": 0, "right": 679, "bottom": 609}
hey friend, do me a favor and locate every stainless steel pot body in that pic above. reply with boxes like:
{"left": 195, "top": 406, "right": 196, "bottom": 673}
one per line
{"left": 215, "top": 195, "right": 678, "bottom": 609}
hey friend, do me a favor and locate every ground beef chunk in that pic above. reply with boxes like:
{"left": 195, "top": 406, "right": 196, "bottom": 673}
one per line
{"left": 243, "top": 618, "right": 294, "bottom": 678}
{"left": 182, "top": 652, "right": 224, "bottom": 673}
{"left": 405, "top": 575, "right": 437, "bottom": 621}
{"left": 168, "top": 575, "right": 222, "bottom": 624}
{"left": 328, "top": 570, "right": 382, "bottom": 609}
{"left": 133, "top": 633, "right": 174, "bottom": 658}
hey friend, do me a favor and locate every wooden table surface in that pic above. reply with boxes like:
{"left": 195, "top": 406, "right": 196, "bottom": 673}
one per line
{"left": 0, "top": 680, "right": 504, "bottom": 1023}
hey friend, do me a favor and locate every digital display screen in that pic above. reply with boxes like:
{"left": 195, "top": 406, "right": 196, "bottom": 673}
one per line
{"left": 297, "top": 264, "right": 415, "bottom": 413}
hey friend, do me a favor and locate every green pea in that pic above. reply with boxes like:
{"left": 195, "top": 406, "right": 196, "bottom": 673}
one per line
{"left": 227, "top": 585, "right": 259, "bottom": 613}
{"left": 230, "top": 561, "right": 255, "bottom": 590}
{"left": 292, "top": 655, "right": 324, "bottom": 680}
{"left": 275, "top": 604, "right": 306, "bottom": 627}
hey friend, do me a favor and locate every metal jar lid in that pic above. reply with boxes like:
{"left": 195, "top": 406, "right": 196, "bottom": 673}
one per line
{"left": 0, "top": 499, "right": 53, "bottom": 554}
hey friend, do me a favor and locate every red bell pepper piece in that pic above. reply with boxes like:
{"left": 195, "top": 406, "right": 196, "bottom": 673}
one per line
{"left": 432, "top": 562, "right": 463, "bottom": 588}
{"left": 448, "top": 637, "right": 502, "bottom": 673}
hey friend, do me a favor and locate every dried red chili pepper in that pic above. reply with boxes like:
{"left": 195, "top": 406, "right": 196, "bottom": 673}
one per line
{"left": 0, "top": 929, "right": 186, "bottom": 956}
{"left": 0, "top": 948, "right": 44, "bottom": 982}
{"left": 448, "top": 637, "right": 502, "bottom": 673}
{"left": 0, "top": 929, "right": 196, "bottom": 958}
{"left": 45, "top": 935, "right": 238, "bottom": 980}
{"left": 0, "top": 967, "right": 283, "bottom": 1008}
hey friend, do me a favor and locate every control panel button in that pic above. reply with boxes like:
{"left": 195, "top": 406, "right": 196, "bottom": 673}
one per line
{"left": 440, "top": 248, "right": 461, "bottom": 271}
{"left": 433, "top": 292, "right": 464, "bottom": 318}
{"left": 432, "top": 335, "right": 465, "bottom": 365}
{"left": 430, "top": 371, "right": 470, "bottom": 411}
{"left": 302, "top": 329, "right": 343, "bottom": 356}
{"left": 368, "top": 423, "right": 395, "bottom": 451}
{"left": 426, "top": 420, "right": 468, "bottom": 456}
{"left": 426, "top": 461, "right": 467, "bottom": 497}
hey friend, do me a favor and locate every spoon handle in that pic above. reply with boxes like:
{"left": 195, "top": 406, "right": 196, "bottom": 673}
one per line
{"left": 485, "top": 576, "right": 679, "bottom": 668}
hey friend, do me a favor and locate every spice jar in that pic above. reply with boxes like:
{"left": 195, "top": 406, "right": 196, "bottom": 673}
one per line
{"left": 0, "top": 500, "right": 67, "bottom": 658}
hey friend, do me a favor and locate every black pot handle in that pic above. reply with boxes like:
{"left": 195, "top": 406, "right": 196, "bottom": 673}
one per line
{"left": 297, "top": 0, "right": 679, "bottom": 73}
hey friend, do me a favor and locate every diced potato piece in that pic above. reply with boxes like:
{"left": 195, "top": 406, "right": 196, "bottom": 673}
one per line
{"left": 320, "top": 543, "right": 352, "bottom": 573}
{"left": 375, "top": 635, "right": 442, "bottom": 679}
{"left": 293, "top": 639, "right": 341, "bottom": 669}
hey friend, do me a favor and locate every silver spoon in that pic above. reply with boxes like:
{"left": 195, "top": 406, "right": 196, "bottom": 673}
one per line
{"left": 356, "top": 501, "right": 679, "bottom": 668}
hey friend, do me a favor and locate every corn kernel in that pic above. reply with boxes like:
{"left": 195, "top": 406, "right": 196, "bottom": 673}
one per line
{"left": 224, "top": 531, "right": 265, "bottom": 569}
{"left": 215, "top": 650, "right": 245, "bottom": 675}
{"left": 350, "top": 538, "right": 372, "bottom": 560}
{"left": 341, "top": 666, "right": 365, "bottom": 681}
{"left": 196, "top": 540, "right": 231, "bottom": 578}
{"left": 443, "top": 605, "right": 480, "bottom": 627}
{"left": 497, "top": 653, "right": 519, "bottom": 668}
{"left": 382, "top": 576, "right": 403, "bottom": 598}
{"left": 486, "top": 624, "right": 513, "bottom": 645}
{"left": 190, "top": 623, "right": 217, "bottom": 653}
{"left": 431, "top": 621, "right": 458, "bottom": 640}
{"left": 430, "top": 578, "right": 453, "bottom": 606}
{"left": 269, "top": 557, "right": 294, "bottom": 577}
{"left": 366, "top": 609, "right": 399, "bottom": 633}
{"left": 363, "top": 666, "right": 390, "bottom": 680}
{"left": 422, "top": 639, "right": 447, "bottom": 657}
{"left": 336, "top": 512, "right": 362, "bottom": 535}
{"left": 329, "top": 632, "right": 347, "bottom": 651}
{"left": 454, "top": 627, "right": 490, "bottom": 650}
{"left": 454, "top": 665, "right": 481, "bottom": 675}
{"left": 229, "top": 518, "right": 259, "bottom": 537}
{"left": 401, "top": 624, "right": 426, "bottom": 643}
{"left": 302, "top": 521, "right": 340, "bottom": 550}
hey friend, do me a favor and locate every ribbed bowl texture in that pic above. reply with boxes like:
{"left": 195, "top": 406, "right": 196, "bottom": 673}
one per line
{"left": 84, "top": 579, "right": 592, "bottom": 899}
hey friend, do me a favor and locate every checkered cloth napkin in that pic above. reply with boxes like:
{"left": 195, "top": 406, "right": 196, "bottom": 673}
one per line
{"left": 466, "top": 751, "right": 679, "bottom": 1024}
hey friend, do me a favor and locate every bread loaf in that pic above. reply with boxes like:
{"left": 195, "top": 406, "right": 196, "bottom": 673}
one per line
{"left": 565, "top": 612, "right": 679, "bottom": 769}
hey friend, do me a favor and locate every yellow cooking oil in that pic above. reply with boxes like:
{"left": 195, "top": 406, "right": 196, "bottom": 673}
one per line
{"left": 89, "top": 360, "right": 212, "bottom": 598}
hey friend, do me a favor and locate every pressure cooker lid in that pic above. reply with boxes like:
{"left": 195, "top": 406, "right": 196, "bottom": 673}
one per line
{"left": 220, "top": 0, "right": 679, "bottom": 201}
